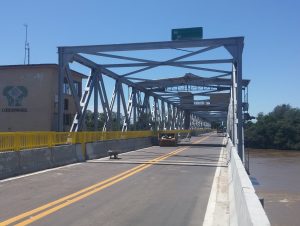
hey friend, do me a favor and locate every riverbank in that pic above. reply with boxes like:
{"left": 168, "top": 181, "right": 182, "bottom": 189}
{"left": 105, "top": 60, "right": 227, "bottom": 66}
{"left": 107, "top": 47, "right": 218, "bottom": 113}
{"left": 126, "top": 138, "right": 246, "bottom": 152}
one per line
{"left": 247, "top": 148, "right": 300, "bottom": 226}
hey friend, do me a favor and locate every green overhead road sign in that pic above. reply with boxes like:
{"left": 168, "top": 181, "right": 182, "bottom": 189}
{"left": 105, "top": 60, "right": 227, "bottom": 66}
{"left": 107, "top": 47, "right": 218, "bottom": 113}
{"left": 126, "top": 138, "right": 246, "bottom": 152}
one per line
{"left": 172, "top": 27, "right": 203, "bottom": 41}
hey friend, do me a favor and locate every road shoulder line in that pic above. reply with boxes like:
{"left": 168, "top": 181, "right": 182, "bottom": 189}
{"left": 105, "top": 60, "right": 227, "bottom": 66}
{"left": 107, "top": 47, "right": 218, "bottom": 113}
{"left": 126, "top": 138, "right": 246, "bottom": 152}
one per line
{"left": 203, "top": 137, "right": 229, "bottom": 226}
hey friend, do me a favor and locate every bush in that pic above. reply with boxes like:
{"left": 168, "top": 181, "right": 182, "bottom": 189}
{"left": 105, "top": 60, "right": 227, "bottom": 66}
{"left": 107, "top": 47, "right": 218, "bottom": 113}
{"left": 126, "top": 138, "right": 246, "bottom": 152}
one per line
{"left": 244, "top": 104, "right": 300, "bottom": 150}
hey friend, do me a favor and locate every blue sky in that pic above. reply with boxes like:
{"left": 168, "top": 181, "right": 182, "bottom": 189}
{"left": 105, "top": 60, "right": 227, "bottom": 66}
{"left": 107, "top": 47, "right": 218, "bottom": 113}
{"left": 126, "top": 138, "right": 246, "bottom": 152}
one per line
{"left": 0, "top": 0, "right": 299, "bottom": 116}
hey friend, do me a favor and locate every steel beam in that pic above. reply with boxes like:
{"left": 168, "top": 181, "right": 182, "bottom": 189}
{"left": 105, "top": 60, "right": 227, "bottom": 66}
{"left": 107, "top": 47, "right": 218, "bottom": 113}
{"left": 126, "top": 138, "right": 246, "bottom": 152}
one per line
{"left": 119, "top": 45, "right": 223, "bottom": 78}
{"left": 60, "top": 37, "right": 244, "bottom": 54}
{"left": 101, "top": 59, "right": 233, "bottom": 68}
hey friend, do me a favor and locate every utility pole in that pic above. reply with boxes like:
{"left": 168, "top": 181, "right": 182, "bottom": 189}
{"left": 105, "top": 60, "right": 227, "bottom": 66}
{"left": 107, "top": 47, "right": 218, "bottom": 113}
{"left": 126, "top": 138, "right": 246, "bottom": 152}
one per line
{"left": 24, "top": 24, "right": 30, "bottom": 65}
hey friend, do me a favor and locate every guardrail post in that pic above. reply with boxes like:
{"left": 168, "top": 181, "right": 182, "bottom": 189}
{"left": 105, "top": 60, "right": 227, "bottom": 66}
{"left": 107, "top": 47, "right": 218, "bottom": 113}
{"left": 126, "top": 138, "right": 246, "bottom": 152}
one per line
{"left": 14, "top": 133, "right": 21, "bottom": 151}
{"left": 48, "top": 132, "right": 53, "bottom": 148}
{"left": 80, "top": 132, "right": 86, "bottom": 160}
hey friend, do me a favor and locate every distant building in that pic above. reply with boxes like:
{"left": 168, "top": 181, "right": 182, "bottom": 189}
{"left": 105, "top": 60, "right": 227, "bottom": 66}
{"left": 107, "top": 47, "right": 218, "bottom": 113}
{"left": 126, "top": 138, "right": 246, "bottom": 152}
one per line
{"left": 0, "top": 64, "right": 86, "bottom": 132}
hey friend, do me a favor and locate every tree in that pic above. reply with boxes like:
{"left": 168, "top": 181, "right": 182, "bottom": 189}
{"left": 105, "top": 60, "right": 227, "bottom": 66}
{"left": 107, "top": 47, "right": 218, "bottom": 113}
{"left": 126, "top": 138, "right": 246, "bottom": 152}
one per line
{"left": 84, "top": 110, "right": 124, "bottom": 131}
{"left": 244, "top": 104, "right": 300, "bottom": 150}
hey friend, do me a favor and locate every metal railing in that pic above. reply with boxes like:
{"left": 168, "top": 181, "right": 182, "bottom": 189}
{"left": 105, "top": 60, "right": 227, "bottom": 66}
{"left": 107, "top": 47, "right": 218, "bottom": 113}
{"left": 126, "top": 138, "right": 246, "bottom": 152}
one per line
{"left": 0, "top": 131, "right": 155, "bottom": 152}
{"left": 0, "top": 130, "right": 206, "bottom": 152}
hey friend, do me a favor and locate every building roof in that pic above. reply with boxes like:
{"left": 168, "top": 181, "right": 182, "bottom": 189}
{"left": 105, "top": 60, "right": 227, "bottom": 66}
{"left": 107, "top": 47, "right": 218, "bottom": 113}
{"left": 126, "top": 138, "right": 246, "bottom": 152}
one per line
{"left": 0, "top": 64, "right": 88, "bottom": 78}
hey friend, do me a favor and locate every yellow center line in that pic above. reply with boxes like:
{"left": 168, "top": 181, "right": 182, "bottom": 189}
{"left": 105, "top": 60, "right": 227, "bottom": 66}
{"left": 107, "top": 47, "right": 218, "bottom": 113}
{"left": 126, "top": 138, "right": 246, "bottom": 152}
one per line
{"left": 0, "top": 148, "right": 182, "bottom": 226}
{"left": 1, "top": 136, "right": 209, "bottom": 226}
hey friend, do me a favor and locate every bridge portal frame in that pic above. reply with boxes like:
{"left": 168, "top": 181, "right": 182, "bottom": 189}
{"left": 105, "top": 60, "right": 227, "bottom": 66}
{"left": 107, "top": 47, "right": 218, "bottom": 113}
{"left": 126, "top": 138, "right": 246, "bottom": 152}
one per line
{"left": 58, "top": 36, "right": 245, "bottom": 161}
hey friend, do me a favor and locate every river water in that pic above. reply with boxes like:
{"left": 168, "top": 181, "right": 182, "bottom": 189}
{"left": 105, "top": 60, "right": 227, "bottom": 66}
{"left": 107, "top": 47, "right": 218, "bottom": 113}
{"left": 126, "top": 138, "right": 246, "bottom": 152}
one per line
{"left": 248, "top": 149, "right": 300, "bottom": 226}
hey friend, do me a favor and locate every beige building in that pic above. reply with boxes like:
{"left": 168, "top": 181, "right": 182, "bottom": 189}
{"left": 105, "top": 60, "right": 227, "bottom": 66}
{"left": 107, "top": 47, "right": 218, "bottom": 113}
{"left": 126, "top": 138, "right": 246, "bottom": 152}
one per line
{"left": 0, "top": 64, "right": 86, "bottom": 132}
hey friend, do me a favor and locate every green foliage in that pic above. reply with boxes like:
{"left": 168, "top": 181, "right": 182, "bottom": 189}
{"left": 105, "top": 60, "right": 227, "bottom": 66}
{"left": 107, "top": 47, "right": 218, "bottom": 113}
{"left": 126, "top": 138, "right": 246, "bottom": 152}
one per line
{"left": 245, "top": 104, "right": 300, "bottom": 150}
{"left": 85, "top": 110, "right": 123, "bottom": 131}
{"left": 85, "top": 110, "right": 153, "bottom": 131}
{"left": 129, "top": 112, "right": 152, "bottom": 131}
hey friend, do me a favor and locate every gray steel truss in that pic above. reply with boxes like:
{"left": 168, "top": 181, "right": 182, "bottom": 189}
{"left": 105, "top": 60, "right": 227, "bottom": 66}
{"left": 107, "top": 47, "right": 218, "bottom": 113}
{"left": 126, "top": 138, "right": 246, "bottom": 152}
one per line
{"left": 58, "top": 36, "right": 249, "bottom": 162}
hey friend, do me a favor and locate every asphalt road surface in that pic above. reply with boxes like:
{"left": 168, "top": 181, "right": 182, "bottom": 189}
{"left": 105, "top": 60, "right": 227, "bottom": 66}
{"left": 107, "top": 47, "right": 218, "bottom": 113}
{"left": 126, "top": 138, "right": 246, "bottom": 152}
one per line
{"left": 0, "top": 133, "right": 225, "bottom": 226}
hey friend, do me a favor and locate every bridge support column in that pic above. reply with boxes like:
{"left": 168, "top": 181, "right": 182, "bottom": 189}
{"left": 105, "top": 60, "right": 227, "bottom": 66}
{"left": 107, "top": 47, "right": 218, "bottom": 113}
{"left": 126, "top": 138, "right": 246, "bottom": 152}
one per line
{"left": 232, "top": 55, "right": 244, "bottom": 162}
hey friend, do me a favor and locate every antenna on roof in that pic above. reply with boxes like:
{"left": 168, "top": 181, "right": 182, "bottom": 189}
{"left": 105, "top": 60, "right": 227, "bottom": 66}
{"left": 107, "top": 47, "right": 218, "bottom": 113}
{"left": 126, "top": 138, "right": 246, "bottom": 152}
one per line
{"left": 23, "top": 24, "right": 30, "bottom": 65}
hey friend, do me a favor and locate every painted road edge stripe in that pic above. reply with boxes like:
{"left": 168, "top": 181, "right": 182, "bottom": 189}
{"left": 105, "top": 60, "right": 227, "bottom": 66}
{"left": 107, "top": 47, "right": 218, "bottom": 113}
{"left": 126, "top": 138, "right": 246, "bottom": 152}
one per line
{"left": 202, "top": 137, "right": 226, "bottom": 226}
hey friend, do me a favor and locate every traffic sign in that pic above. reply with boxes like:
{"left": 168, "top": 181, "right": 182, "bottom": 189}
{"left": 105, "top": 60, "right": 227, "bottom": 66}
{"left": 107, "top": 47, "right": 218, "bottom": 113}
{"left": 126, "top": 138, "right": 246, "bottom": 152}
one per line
{"left": 172, "top": 27, "right": 203, "bottom": 41}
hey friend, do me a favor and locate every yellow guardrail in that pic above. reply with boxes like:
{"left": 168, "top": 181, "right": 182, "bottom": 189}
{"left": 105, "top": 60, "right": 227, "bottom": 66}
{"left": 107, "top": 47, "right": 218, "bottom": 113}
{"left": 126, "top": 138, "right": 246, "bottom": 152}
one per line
{"left": 0, "top": 131, "right": 153, "bottom": 152}
{"left": 0, "top": 129, "right": 207, "bottom": 152}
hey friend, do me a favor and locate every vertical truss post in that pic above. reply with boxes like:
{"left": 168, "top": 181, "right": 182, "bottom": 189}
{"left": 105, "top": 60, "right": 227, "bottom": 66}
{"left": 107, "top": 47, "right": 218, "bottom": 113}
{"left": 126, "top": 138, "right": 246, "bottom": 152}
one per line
{"left": 132, "top": 89, "right": 137, "bottom": 130}
{"left": 157, "top": 100, "right": 161, "bottom": 130}
{"left": 151, "top": 98, "right": 158, "bottom": 131}
{"left": 161, "top": 100, "right": 166, "bottom": 130}
{"left": 175, "top": 107, "right": 180, "bottom": 129}
{"left": 225, "top": 41, "right": 244, "bottom": 162}
{"left": 190, "top": 114, "right": 194, "bottom": 129}
{"left": 120, "top": 84, "right": 130, "bottom": 131}
{"left": 180, "top": 110, "right": 185, "bottom": 129}
{"left": 236, "top": 50, "right": 244, "bottom": 162}
{"left": 136, "top": 91, "right": 142, "bottom": 119}
{"left": 142, "top": 93, "right": 151, "bottom": 129}
{"left": 232, "top": 64, "right": 238, "bottom": 148}
{"left": 122, "top": 88, "right": 134, "bottom": 132}
{"left": 182, "top": 110, "right": 185, "bottom": 129}
{"left": 103, "top": 82, "right": 117, "bottom": 131}
{"left": 116, "top": 80, "right": 121, "bottom": 131}
{"left": 58, "top": 48, "right": 65, "bottom": 131}
{"left": 184, "top": 110, "right": 190, "bottom": 130}
{"left": 172, "top": 106, "right": 177, "bottom": 129}
{"left": 177, "top": 109, "right": 181, "bottom": 129}
{"left": 228, "top": 87, "right": 234, "bottom": 139}
{"left": 93, "top": 70, "right": 99, "bottom": 131}
{"left": 167, "top": 103, "right": 172, "bottom": 130}
{"left": 193, "top": 115, "right": 196, "bottom": 129}
{"left": 98, "top": 71, "right": 112, "bottom": 131}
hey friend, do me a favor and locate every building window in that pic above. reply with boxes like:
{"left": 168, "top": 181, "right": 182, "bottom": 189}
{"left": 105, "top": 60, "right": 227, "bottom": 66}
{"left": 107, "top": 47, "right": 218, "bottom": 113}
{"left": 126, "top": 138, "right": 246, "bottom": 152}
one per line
{"left": 63, "top": 78, "right": 81, "bottom": 97}
{"left": 63, "top": 78, "right": 71, "bottom": 95}
{"left": 64, "top": 99, "right": 69, "bottom": 110}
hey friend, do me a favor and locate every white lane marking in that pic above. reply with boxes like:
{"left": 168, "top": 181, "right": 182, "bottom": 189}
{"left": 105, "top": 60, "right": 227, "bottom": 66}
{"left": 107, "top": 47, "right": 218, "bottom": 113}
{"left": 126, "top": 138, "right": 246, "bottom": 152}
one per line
{"left": 0, "top": 146, "right": 153, "bottom": 183}
{"left": 202, "top": 137, "right": 226, "bottom": 226}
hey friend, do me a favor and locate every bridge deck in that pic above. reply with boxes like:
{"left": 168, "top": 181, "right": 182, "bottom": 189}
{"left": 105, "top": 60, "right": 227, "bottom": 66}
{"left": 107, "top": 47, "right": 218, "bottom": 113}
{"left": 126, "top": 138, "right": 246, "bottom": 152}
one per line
{"left": 0, "top": 133, "right": 227, "bottom": 226}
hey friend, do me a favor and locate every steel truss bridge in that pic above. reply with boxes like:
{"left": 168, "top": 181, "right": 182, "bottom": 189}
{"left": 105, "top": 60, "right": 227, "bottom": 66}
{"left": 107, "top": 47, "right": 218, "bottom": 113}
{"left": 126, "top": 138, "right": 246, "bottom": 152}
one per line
{"left": 58, "top": 36, "right": 249, "bottom": 161}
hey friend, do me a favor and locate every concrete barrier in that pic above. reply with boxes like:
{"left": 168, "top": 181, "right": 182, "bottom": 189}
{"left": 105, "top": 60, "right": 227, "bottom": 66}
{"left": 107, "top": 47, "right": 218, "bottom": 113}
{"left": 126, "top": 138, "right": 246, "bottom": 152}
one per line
{"left": 0, "top": 137, "right": 152, "bottom": 180}
{"left": 227, "top": 138, "right": 270, "bottom": 226}
{"left": 0, "top": 144, "right": 84, "bottom": 180}
{"left": 0, "top": 151, "right": 20, "bottom": 179}
{"left": 86, "top": 141, "right": 108, "bottom": 160}
{"left": 75, "top": 144, "right": 85, "bottom": 162}
{"left": 19, "top": 148, "right": 52, "bottom": 174}
{"left": 85, "top": 137, "right": 153, "bottom": 160}
{"left": 52, "top": 145, "right": 79, "bottom": 167}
